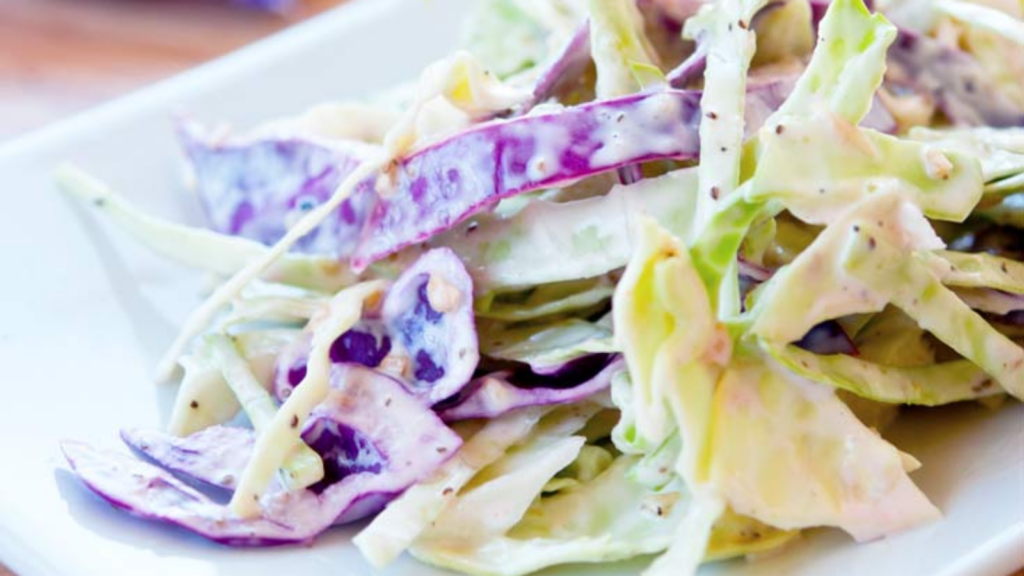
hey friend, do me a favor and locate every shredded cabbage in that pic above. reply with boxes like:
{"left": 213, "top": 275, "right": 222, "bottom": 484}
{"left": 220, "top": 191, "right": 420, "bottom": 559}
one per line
{"left": 58, "top": 0, "right": 1024, "bottom": 573}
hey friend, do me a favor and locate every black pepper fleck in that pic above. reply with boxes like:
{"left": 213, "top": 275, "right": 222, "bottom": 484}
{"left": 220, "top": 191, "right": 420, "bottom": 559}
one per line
{"left": 290, "top": 415, "right": 299, "bottom": 428}
{"left": 775, "top": 124, "right": 785, "bottom": 135}
{"left": 190, "top": 400, "right": 199, "bottom": 409}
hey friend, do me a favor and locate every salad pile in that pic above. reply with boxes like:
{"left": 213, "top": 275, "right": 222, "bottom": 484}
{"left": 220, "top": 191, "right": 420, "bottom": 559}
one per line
{"left": 58, "top": 0, "right": 1024, "bottom": 574}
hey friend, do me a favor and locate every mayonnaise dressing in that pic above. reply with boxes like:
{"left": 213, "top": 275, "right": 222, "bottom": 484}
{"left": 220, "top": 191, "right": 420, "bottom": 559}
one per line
{"left": 228, "top": 280, "right": 386, "bottom": 517}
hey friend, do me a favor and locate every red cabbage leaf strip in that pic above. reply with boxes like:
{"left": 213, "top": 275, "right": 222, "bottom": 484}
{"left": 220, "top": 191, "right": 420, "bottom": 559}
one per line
{"left": 63, "top": 365, "right": 461, "bottom": 546}
{"left": 178, "top": 120, "right": 380, "bottom": 256}
{"left": 381, "top": 248, "right": 479, "bottom": 403}
{"left": 666, "top": 40, "right": 708, "bottom": 89}
{"left": 275, "top": 336, "right": 313, "bottom": 401}
{"left": 743, "top": 77, "right": 798, "bottom": 134}
{"left": 955, "top": 287, "right": 1024, "bottom": 316}
{"left": 887, "top": 29, "right": 1024, "bottom": 127}
{"left": 231, "top": 0, "right": 295, "bottom": 14}
{"left": 794, "top": 321, "right": 860, "bottom": 356}
{"left": 993, "top": 310, "right": 1024, "bottom": 326}
{"left": 350, "top": 89, "right": 704, "bottom": 270}
{"left": 276, "top": 248, "right": 479, "bottom": 405}
{"left": 270, "top": 365, "right": 463, "bottom": 525}
{"left": 520, "top": 21, "right": 593, "bottom": 113}
{"left": 122, "top": 426, "right": 254, "bottom": 493}
{"left": 737, "top": 258, "right": 772, "bottom": 283}
{"left": 738, "top": 257, "right": 772, "bottom": 308}
{"left": 438, "top": 355, "right": 623, "bottom": 422}
{"left": 62, "top": 441, "right": 307, "bottom": 546}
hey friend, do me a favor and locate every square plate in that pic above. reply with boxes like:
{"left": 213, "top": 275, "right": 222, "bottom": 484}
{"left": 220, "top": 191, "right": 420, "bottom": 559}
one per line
{"left": 0, "top": 1, "right": 1021, "bottom": 574}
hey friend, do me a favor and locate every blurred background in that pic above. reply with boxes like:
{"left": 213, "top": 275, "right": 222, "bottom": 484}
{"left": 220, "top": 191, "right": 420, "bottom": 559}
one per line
{"left": 0, "top": 0, "right": 347, "bottom": 140}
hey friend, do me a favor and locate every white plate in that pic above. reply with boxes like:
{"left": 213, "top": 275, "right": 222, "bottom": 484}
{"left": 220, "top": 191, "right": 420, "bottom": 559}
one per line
{"left": 0, "top": 1, "right": 1021, "bottom": 574}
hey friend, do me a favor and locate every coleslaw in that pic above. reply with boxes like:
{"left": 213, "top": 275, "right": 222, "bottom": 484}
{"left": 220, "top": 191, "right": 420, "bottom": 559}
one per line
{"left": 57, "top": 0, "right": 1024, "bottom": 574}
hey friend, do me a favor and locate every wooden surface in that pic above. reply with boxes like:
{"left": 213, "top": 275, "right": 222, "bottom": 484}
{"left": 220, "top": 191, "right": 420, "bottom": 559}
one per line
{"left": 0, "top": 0, "right": 342, "bottom": 139}
{"left": 0, "top": 1, "right": 1021, "bottom": 575}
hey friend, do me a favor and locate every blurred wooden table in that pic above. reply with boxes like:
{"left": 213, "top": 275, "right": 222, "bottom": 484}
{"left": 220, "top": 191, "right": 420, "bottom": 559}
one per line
{"left": 0, "top": 0, "right": 344, "bottom": 139}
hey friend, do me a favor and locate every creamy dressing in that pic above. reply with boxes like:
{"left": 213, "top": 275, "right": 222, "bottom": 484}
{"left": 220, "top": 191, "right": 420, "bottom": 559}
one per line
{"left": 752, "top": 191, "right": 943, "bottom": 343}
{"left": 589, "top": 92, "right": 697, "bottom": 167}
{"left": 209, "top": 334, "right": 324, "bottom": 491}
{"left": 443, "top": 168, "right": 698, "bottom": 291}
{"left": 56, "top": 0, "right": 1024, "bottom": 571}
{"left": 753, "top": 190, "right": 1024, "bottom": 398}
{"left": 229, "top": 280, "right": 386, "bottom": 517}
{"left": 748, "top": 114, "right": 984, "bottom": 225}
{"left": 707, "top": 357, "right": 940, "bottom": 542}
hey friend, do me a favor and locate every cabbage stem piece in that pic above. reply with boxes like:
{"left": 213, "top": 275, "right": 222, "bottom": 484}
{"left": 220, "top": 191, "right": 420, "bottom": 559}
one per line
{"left": 764, "top": 344, "right": 1000, "bottom": 405}
{"left": 55, "top": 165, "right": 360, "bottom": 292}
{"left": 169, "top": 329, "right": 298, "bottom": 436}
{"left": 685, "top": 0, "right": 769, "bottom": 240}
{"left": 207, "top": 333, "right": 324, "bottom": 491}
